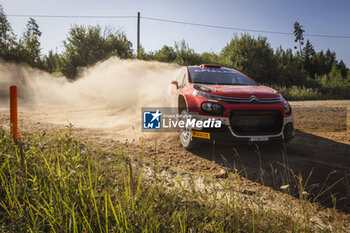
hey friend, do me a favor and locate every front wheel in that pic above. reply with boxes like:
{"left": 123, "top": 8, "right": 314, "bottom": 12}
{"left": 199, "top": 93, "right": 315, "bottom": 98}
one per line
{"left": 179, "top": 110, "right": 200, "bottom": 149}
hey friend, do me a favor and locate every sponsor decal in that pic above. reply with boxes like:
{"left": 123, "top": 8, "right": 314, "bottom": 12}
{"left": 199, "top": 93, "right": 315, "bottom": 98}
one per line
{"left": 188, "top": 69, "right": 237, "bottom": 73}
{"left": 192, "top": 131, "right": 210, "bottom": 139}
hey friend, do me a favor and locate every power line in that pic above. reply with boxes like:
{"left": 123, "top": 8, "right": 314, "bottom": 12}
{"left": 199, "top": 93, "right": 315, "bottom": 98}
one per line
{"left": 142, "top": 16, "right": 291, "bottom": 36}
{"left": 141, "top": 16, "right": 350, "bottom": 39}
{"left": 5, "top": 14, "right": 350, "bottom": 39}
{"left": 6, "top": 14, "right": 136, "bottom": 19}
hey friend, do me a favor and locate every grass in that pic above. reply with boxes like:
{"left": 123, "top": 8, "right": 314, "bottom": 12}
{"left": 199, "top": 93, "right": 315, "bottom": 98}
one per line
{"left": 0, "top": 127, "right": 348, "bottom": 232}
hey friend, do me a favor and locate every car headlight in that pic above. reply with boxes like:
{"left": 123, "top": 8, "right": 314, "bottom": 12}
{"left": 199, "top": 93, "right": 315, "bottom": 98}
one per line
{"left": 201, "top": 102, "right": 225, "bottom": 116}
{"left": 284, "top": 101, "right": 292, "bottom": 115}
{"left": 193, "top": 84, "right": 211, "bottom": 92}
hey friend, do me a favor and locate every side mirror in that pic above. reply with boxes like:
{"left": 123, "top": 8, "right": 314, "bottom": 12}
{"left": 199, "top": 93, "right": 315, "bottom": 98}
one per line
{"left": 171, "top": 81, "right": 179, "bottom": 89}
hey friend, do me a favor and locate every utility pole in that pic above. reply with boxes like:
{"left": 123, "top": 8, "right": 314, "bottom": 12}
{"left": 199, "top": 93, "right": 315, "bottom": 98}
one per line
{"left": 137, "top": 12, "right": 140, "bottom": 58}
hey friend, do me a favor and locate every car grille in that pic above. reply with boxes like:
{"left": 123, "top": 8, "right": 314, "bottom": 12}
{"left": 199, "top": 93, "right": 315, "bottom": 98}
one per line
{"left": 229, "top": 110, "right": 283, "bottom": 136}
{"left": 197, "top": 92, "right": 282, "bottom": 104}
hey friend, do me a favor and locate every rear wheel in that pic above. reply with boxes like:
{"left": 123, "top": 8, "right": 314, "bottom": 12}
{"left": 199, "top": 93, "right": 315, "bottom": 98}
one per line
{"left": 179, "top": 110, "right": 200, "bottom": 149}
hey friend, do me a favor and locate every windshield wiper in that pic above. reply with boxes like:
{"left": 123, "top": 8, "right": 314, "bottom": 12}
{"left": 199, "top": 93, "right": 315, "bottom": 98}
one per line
{"left": 193, "top": 81, "right": 216, "bottom": 85}
{"left": 216, "top": 83, "right": 251, "bottom": 85}
{"left": 232, "top": 83, "right": 251, "bottom": 85}
{"left": 194, "top": 82, "right": 253, "bottom": 86}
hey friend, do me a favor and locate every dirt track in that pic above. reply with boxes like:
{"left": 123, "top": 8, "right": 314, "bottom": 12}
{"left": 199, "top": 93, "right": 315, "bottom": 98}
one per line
{"left": 0, "top": 100, "right": 350, "bottom": 213}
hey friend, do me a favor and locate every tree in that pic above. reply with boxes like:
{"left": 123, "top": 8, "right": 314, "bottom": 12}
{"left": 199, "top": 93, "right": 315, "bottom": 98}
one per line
{"left": 275, "top": 47, "right": 306, "bottom": 85}
{"left": 153, "top": 45, "right": 176, "bottom": 62}
{"left": 328, "top": 64, "right": 343, "bottom": 84}
{"left": 337, "top": 60, "right": 347, "bottom": 78}
{"left": 137, "top": 45, "right": 154, "bottom": 60}
{"left": 317, "top": 64, "right": 345, "bottom": 90}
{"left": 18, "top": 18, "right": 42, "bottom": 67}
{"left": 0, "top": 5, "right": 17, "bottom": 60}
{"left": 60, "top": 25, "right": 133, "bottom": 78}
{"left": 221, "top": 34, "right": 277, "bottom": 83}
{"left": 303, "top": 40, "right": 315, "bottom": 75}
{"left": 293, "top": 21, "right": 305, "bottom": 55}
{"left": 200, "top": 52, "right": 219, "bottom": 64}
{"left": 43, "top": 50, "right": 62, "bottom": 73}
{"left": 174, "top": 40, "right": 201, "bottom": 65}
{"left": 303, "top": 40, "right": 315, "bottom": 61}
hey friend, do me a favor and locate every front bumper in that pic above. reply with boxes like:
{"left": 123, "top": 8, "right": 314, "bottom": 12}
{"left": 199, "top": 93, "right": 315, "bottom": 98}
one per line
{"left": 190, "top": 114, "right": 295, "bottom": 144}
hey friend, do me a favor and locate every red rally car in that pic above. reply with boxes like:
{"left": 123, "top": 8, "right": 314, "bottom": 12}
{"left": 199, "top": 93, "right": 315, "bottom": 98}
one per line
{"left": 171, "top": 64, "right": 295, "bottom": 149}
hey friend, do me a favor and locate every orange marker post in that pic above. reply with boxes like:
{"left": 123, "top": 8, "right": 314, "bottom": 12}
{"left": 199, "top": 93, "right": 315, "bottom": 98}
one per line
{"left": 10, "top": 86, "right": 18, "bottom": 141}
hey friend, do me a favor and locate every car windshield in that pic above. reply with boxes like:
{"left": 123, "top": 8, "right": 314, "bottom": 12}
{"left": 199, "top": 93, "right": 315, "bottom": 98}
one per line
{"left": 188, "top": 69, "right": 257, "bottom": 86}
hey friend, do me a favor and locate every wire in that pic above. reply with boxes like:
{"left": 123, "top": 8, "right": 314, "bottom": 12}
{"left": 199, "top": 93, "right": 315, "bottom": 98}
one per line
{"left": 6, "top": 14, "right": 136, "bottom": 19}
{"left": 141, "top": 16, "right": 350, "bottom": 39}
{"left": 142, "top": 16, "right": 292, "bottom": 35}
{"left": 5, "top": 14, "right": 350, "bottom": 39}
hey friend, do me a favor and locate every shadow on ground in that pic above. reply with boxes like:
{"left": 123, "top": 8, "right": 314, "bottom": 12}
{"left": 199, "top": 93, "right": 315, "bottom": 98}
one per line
{"left": 189, "top": 130, "right": 350, "bottom": 213}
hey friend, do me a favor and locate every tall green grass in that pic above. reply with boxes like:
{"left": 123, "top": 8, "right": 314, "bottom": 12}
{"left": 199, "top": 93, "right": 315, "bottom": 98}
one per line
{"left": 0, "top": 128, "right": 347, "bottom": 232}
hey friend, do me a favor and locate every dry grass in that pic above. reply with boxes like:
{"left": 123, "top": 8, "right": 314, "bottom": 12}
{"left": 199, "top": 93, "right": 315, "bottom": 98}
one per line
{"left": 0, "top": 126, "right": 348, "bottom": 232}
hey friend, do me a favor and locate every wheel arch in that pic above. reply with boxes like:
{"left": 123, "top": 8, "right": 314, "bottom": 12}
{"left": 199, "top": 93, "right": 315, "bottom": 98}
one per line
{"left": 178, "top": 94, "right": 187, "bottom": 113}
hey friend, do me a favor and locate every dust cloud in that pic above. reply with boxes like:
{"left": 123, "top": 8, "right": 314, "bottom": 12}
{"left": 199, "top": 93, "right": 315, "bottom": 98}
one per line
{"left": 0, "top": 57, "right": 181, "bottom": 139}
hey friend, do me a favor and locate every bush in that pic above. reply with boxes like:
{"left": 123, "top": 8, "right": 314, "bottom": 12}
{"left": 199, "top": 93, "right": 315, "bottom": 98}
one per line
{"left": 272, "top": 85, "right": 322, "bottom": 101}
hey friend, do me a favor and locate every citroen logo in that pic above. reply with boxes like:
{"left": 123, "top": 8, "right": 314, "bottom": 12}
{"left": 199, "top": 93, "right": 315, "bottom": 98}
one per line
{"left": 249, "top": 95, "right": 260, "bottom": 102}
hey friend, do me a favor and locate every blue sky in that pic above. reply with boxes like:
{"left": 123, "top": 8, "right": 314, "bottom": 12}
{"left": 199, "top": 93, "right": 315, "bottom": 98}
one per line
{"left": 1, "top": 0, "right": 350, "bottom": 66}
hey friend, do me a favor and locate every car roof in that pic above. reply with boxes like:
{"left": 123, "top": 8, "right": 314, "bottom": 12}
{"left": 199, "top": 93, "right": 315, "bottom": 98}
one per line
{"left": 187, "top": 64, "right": 239, "bottom": 73}
{"left": 186, "top": 64, "right": 257, "bottom": 84}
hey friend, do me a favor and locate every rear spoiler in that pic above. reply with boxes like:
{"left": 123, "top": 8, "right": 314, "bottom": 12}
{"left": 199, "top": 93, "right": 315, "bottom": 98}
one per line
{"left": 200, "top": 64, "right": 221, "bottom": 69}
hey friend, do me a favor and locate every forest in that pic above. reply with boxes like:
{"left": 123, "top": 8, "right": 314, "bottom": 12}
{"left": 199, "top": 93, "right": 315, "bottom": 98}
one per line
{"left": 1, "top": 5, "right": 349, "bottom": 100}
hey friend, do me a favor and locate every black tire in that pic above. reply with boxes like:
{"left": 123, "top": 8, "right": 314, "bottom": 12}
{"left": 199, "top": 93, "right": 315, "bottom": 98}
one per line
{"left": 282, "top": 123, "right": 295, "bottom": 143}
{"left": 179, "top": 110, "right": 200, "bottom": 150}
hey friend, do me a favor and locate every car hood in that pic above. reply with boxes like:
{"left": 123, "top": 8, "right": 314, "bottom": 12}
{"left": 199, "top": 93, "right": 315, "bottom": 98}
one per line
{"left": 194, "top": 84, "right": 281, "bottom": 99}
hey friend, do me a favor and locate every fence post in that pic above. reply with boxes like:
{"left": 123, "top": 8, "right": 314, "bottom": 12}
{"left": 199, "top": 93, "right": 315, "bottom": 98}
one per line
{"left": 10, "top": 86, "right": 18, "bottom": 141}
